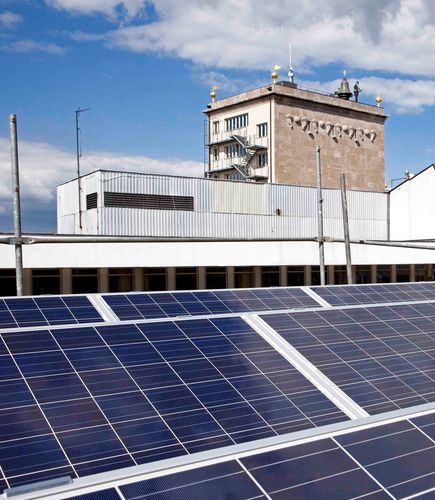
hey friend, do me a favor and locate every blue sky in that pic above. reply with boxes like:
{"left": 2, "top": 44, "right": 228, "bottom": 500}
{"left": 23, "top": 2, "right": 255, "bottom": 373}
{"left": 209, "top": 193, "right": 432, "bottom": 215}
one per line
{"left": 1, "top": 0, "right": 435, "bottom": 232}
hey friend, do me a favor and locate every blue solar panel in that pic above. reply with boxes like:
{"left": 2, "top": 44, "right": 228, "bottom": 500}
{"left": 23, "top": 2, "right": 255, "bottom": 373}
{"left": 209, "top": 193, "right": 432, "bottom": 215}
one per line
{"left": 0, "top": 295, "right": 104, "bottom": 330}
{"left": 262, "top": 303, "right": 435, "bottom": 414}
{"left": 102, "top": 287, "right": 320, "bottom": 321}
{"left": 0, "top": 316, "right": 347, "bottom": 490}
{"left": 312, "top": 281, "right": 435, "bottom": 307}
{"left": 113, "top": 410, "right": 435, "bottom": 500}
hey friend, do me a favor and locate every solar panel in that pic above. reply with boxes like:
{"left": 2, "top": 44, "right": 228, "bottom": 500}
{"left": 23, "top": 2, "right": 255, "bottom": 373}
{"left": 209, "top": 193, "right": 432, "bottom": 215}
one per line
{"left": 262, "top": 303, "right": 435, "bottom": 414}
{"left": 102, "top": 409, "right": 435, "bottom": 500}
{"left": 101, "top": 287, "right": 320, "bottom": 322}
{"left": 0, "top": 295, "right": 104, "bottom": 330}
{"left": 312, "top": 281, "right": 435, "bottom": 307}
{"left": 0, "top": 316, "right": 347, "bottom": 490}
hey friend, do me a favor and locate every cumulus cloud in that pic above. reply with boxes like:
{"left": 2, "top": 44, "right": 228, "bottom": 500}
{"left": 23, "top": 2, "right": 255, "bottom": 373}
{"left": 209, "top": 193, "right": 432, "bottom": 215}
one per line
{"left": 300, "top": 76, "right": 435, "bottom": 113}
{"left": 0, "top": 137, "right": 203, "bottom": 228}
{"left": 0, "top": 11, "right": 22, "bottom": 29}
{"left": 45, "top": 0, "right": 145, "bottom": 20}
{"left": 64, "top": 0, "right": 435, "bottom": 79}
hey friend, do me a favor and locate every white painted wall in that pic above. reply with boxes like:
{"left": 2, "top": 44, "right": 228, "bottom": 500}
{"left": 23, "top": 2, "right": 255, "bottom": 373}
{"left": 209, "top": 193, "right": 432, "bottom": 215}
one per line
{"left": 390, "top": 166, "right": 435, "bottom": 240}
{"left": 1, "top": 240, "right": 435, "bottom": 269}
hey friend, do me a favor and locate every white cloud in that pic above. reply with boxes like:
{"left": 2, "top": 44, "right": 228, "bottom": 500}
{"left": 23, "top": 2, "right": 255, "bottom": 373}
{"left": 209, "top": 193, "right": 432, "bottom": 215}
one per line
{"left": 45, "top": 0, "right": 145, "bottom": 20}
{"left": 66, "top": 0, "right": 435, "bottom": 79}
{"left": 300, "top": 76, "right": 435, "bottom": 113}
{"left": 0, "top": 137, "right": 203, "bottom": 216}
{"left": 0, "top": 11, "right": 22, "bottom": 29}
{"left": 1, "top": 39, "right": 66, "bottom": 54}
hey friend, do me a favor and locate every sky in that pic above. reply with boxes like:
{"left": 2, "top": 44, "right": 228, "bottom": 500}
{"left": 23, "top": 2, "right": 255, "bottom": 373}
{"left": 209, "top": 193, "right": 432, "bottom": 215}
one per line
{"left": 1, "top": 0, "right": 435, "bottom": 232}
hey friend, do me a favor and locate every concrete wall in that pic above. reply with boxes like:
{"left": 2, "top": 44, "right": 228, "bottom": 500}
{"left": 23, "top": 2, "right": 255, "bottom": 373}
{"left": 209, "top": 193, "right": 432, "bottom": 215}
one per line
{"left": 274, "top": 95, "right": 386, "bottom": 191}
{"left": 205, "top": 82, "right": 387, "bottom": 192}
{"left": 390, "top": 166, "right": 435, "bottom": 240}
{"left": 1, "top": 240, "right": 435, "bottom": 269}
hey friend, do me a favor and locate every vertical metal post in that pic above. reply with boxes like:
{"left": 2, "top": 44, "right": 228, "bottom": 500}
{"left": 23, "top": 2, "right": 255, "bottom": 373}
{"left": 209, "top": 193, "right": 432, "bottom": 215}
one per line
{"left": 340, "top": 173, "right": 353, "bottom": 284}
{"left": 316, "top": 146, "right": 326, "bottom": 286}
{"left": 75, "top": 107, "right": 90, "bottom": 231}
{"left": 9, "top": 114, "right": 24, "bottom": 296}
{"left": 75, "top": 108, "right": 82, "bottom": 230}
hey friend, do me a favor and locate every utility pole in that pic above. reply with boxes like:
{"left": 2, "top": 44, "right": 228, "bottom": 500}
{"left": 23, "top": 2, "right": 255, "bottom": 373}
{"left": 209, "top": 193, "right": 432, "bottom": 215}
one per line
{"left": 340, "top": 173, "right": 353, "bottom": 284}
{"left": 75, "top": 106, "right": 90, "bottom": 230}
{"left": 316, "top": 145, "right": 326, "bottom": 286}
{"left": 9, "top": 114, "right": 24, "bottom": 296}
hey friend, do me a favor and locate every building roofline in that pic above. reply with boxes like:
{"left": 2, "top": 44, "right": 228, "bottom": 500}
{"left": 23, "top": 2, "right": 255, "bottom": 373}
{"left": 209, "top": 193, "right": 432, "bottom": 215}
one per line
{"left": 57, "top": 169, "right": 387, "bottom": 195}
{"left": 389, "top": 163, "right": 435, "bottom": 192}
{"left": 203, "top": 81, "right": 387, "bottom": 120}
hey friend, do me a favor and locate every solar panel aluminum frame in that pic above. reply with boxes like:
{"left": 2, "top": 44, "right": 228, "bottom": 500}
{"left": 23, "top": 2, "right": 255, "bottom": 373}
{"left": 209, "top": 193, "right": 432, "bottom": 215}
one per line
{"left": 10, "top": 403, "right": 435, "bottom": 500}
{"left": 99, "top": 285, "right": 324, "bottom": 323}
{"left": 243, "top": 314, "right": 368, "bottom": 420}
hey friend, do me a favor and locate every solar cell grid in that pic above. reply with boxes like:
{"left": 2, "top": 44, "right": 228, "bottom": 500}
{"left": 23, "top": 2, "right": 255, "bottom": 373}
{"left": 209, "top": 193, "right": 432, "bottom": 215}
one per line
{"left": 0, "top": 295, "right": 103, "bottom": 330}
{"left": 312, "top": 281, "right": 435, "bottom": 307}
{"left": 102, "top": 287, "right": 319, "bottom": 322}
{"left": 109, "top": 410, "right": 435, "bottom": 500}
{"left": 0, "top": 316, "right": 347, "bottom": 490}
{"left": 262, "top": 304, "right": 435, "bottom": 415}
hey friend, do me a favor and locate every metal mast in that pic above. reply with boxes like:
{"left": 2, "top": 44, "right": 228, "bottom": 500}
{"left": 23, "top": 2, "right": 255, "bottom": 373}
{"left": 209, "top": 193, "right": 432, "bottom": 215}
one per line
{"left": 75, "top": 106, "right": 90, "bottom": 230}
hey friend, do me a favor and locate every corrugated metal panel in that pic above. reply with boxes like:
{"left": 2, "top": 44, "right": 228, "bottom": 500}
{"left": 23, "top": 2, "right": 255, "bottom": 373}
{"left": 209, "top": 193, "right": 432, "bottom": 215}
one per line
{"left": 60, "top": 172, "right": 388, "bottom": 239}
{"left": 101, "top": 171, "right": 212, "bottom": 212}
{"left": 212, "top": 181, "right": 268, "bottom": 214}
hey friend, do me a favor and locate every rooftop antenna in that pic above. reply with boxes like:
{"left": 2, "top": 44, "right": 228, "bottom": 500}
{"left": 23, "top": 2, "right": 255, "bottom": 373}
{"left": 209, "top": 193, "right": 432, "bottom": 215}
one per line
{"left": 288, "top": 42, "right": 294, "bottom": 83}
{"left": 75, "top": 106, "right": 90, "bottom": 231}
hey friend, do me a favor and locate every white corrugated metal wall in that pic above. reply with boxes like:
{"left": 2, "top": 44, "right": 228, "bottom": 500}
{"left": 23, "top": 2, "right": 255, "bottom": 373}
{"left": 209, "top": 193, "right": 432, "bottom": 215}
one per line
{"left": 58, "top": 171, "right": 388, "bottom": 239}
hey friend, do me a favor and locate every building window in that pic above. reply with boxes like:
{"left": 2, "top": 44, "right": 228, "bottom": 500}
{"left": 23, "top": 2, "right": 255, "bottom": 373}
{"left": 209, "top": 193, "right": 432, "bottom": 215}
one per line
{"left": 144, "top": 268, "right": 166, "bottom": 291}
{"left": 234, "top": 266, "right": 254, "bottom": 288}
{"left": 396, "top": 265, "right": 410, "bottom": 283}
{"left": 0, "top": 270, "right": 17, "bottom": 297}
{"left": 206, "top": 267, "right": 227, "bottom": 289}
{"left": 355, "top": 265, "right": 371, "bottom": 284}
{"left": 72, "top": 268, "right": 98, "bottom": 294}
{"left": 261, "top": 266, "right": 280, "bottom": 287}
{"left": 225, "top": 113, "right": 248, "bottom": 131}
{"left": 176, "top": 267, "right": 197, "bottom": 290}
{"left": 109, "top": 268, "right": 133, "bottom": 292}
{"left": 212, "top": 148, "right": 219, "bottom": 161}
{"left": 225, "top": 143, "right": 245, "bottom": 159}
{"left": 376, "top": 265, "right": 391, "bottom": 283}
{"left": 32, "top": 269, "right": 61, "bottom": 295}
{"left": 257, "top": 122, "right": 268, "bottom": 137}
{"left": 212, "top": 121, "right": 219, "bottom": 134}
{"left": 334, "top": 266, "right": 348, "bottom": 285}
{"left": 311, "top": 266, "right": 329, "bottom": 286}
{"left": 258, "top": 153, "right": 268, "bottom": 167}
{"left": 415, "top": 264, "right": 434, "bottom": 282}
{"left": 287, "top": 266, "right": 305, "bottom": 286}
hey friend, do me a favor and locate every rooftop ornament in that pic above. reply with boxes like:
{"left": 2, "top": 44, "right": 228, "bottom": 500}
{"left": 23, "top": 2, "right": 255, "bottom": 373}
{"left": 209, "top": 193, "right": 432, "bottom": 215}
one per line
{"left": 210, "top": 85, "right": 218, "bottom": 103}
{"left": 376, "top": 94, "right": 382, "bottom": 107}
{"left": 271, "top": 64, "right": 281, "bottom": 84}
{"left": 336, "top": 70, "right": 353, "bottom": 100}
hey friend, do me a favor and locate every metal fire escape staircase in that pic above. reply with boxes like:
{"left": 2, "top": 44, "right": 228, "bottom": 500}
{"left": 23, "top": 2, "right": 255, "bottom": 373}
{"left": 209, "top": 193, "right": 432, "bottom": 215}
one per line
{"left": 230, "top": 135, "right": 265, "bottom": 180}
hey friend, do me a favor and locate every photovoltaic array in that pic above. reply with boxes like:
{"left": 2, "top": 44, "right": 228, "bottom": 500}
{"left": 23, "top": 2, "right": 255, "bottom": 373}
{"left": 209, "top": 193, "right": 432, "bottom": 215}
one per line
{"left": 0, "top": 296, "right": 103, "bottom": 330}
{"left": 312, "top": 281, "right": 435, "bottom": 307}
{"left": 1, "top": 282, "right": 435, "bottom": 499}
{"left": 65, "top": 410, "right": 435, "bottom": 500}
{"left": 262, "top": 302, "right": 435, "bottom": 414}
{"left": 0, "top": 316, "right": 347, "bottom": 489}
{"left": 102, "top": 287, "right": 319, "bottom": 321}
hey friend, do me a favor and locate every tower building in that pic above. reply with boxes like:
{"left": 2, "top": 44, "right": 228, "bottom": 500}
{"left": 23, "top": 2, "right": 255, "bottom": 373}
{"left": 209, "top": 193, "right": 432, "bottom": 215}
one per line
{"left": 204, "top": 74, "right": 387, "bottom": 192}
